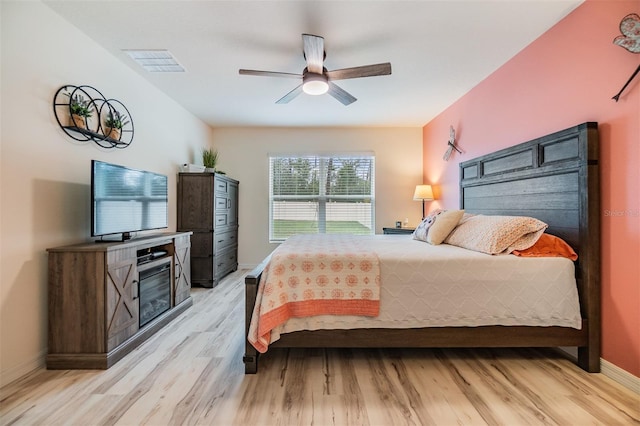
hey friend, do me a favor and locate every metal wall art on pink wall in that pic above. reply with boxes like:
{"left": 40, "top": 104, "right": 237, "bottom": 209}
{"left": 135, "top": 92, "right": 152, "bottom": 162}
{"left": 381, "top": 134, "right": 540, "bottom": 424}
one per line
{"left": 612, "top": 13, "right": 640, "bottom": 101}
{"left": 442, "top": 125, "right": 462, "bottom": 161}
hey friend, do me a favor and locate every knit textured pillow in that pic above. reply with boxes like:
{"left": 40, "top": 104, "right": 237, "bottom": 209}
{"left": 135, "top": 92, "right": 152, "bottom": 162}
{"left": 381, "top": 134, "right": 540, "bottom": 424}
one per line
{"left": 444, "top": 215, "right": 548, "bottom": 254}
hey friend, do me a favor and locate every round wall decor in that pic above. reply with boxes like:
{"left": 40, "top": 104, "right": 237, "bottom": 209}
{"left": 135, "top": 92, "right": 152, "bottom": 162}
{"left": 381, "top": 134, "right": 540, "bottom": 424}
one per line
{"left": 53, "top": 84, "right": 134, "bottom": 149}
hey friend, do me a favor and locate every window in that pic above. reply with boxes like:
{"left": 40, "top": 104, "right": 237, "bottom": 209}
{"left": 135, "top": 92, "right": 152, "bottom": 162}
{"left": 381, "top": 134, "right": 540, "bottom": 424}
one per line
{"left": 269, "top": 154, "right": 375, "bottom": 242}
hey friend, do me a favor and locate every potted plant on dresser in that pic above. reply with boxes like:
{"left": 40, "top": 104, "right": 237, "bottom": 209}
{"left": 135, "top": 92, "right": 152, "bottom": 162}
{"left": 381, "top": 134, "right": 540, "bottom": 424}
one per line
{"left": 202, "top": 148, "right": 219, "bottom": 172}
{"left": 64, "top": 93, "right": 94, "bottom": 129}
{"left": 103, "top": 110, "right": 129, "bottom": 141}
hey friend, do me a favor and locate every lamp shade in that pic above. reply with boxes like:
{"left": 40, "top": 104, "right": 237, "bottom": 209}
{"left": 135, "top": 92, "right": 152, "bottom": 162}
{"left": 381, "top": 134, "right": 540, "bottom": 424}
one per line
{"left": 413, "top": 185, "right": 434, "bottom": 201}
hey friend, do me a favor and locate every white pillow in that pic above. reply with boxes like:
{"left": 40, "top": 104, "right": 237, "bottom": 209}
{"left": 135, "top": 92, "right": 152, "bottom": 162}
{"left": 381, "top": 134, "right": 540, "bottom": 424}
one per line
{"left": 412, "top": 209, "right": 443, "bottom": 242}
{"left": 427, "top": 210, "right": 465, "bottom": 245}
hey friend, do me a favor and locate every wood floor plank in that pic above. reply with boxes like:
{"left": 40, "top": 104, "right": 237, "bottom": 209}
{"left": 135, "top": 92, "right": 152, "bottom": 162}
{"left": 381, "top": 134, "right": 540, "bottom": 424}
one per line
{"left": 381, "top": 349, "right": 438, "bottom": 425}
{"left": 433, "top": 348, "right": 504, "bottom": 425}
{"left": 477, "top": 349, "right": 574, "bottom": 424}
{"left": 463, "top": 349, "right": 555, "bottom": 425}
{"left": 363, "top": 349, "right": 423, "bottom": 425}
{"left": 1, "top": 270, "right": 638, "bottom": 426}
{"left": 400, "top": 349, "right": 487, "bottom": 425}
{"left": 336, "top": 349, "right": 370, "bottom": 426}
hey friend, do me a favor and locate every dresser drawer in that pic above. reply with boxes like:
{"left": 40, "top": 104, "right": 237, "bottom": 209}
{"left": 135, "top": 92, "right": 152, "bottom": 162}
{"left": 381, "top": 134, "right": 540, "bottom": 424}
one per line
{"left": 215, "top": 196, "right": 228, "bottom": 210}
{"left": 214, "top": 230, "right": 237, "bottom": 253}
{"left": 215, "top": 213, "right": 229, "bottom": 227}
{"left": 215, "top": 248, "right": 237, "bottom": 279}
{"left": 215, "top": 177, "right": 228, "bottom": 194}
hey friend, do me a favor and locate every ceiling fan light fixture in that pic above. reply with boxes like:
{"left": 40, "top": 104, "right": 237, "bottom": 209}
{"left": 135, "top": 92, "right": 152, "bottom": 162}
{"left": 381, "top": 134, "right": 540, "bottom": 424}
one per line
{"left": 239, "top": 34, "right": 390, "bottom": 105}
{"left": 302, "top": 73, "right": 329, "bottom": 95}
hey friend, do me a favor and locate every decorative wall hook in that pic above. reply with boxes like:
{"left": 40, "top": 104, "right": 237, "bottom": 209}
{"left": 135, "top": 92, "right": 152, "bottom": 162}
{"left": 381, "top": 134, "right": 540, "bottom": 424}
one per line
{"left": 53, "top": 85, "right": 134, "bottom": 148}
{"left": 612, "top": 13, "right": 640, "bottom": 102}
{"left": 443, "top": 125, "right": 462, "bottom": 161}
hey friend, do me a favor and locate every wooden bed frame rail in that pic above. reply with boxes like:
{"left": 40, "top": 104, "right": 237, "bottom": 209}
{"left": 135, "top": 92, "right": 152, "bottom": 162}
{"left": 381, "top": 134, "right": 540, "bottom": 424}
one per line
{"left": 244, "top": 122, "right": 600, "bottom": 374}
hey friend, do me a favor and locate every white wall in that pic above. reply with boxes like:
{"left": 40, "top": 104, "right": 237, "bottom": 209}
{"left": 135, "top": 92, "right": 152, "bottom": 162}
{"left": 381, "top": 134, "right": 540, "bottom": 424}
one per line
{"left": 211, "top": 127, "right": 423, "bottom": 267}
{"left": 0, "top": 1, "right": 214, "bottom": 385}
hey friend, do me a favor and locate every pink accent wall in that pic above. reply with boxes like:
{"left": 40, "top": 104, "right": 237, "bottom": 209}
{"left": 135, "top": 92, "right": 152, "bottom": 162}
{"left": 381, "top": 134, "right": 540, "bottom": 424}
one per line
{"left": 423, "top": 0, "right": 639, "bottom": 376}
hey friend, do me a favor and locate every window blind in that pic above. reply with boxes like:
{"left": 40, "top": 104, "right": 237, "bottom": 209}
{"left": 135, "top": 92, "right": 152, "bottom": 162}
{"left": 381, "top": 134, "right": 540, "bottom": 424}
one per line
{"left": 269, "top": 154, "right": 375, "bottom": 242}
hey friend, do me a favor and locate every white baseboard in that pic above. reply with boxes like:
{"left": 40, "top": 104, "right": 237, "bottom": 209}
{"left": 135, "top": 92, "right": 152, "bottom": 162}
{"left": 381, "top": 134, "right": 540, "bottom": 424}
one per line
{"left": 601, "top": 358, "right": 640, "bottom": 394}
{"left": 1, "top": 350, "right": 45, "bottom": 388}
{"left": 556, "top": 347, "right": 638, "bottom": 394}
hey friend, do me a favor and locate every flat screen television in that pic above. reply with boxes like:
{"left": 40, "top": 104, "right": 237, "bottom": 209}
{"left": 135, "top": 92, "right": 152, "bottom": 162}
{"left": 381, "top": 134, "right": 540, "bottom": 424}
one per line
{"left": 91, "top": 160, "right": 168, "bottom": 241}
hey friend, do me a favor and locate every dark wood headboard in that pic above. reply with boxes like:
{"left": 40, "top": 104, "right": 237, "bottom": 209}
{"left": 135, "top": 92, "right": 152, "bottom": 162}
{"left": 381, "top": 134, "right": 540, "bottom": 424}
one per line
{"left": 459, "top": 122, "right": 600, "bottom": 370}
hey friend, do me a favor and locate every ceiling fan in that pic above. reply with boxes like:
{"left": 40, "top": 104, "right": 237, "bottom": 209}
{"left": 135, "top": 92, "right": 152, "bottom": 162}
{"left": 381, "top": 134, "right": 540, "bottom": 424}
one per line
{"left": 239, "top": 34, "right": 392, "bottom": 106}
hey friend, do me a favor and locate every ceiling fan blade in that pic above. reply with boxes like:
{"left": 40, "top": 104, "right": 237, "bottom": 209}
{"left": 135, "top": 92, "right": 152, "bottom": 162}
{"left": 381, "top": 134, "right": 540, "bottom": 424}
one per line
{"left": 327, "top": 82, "right": 357, "bottom": 106}
{"left": 275, "top": 84, "right": 304, "bottom": 104}
{"left": 239, "top": 69, "right": 302, "bottom": 79}
{"left": 302, "top": 34, "right": 324, "bottom": 74}
{"left": 326, "top": 63, "right": 392, "bottom": 81}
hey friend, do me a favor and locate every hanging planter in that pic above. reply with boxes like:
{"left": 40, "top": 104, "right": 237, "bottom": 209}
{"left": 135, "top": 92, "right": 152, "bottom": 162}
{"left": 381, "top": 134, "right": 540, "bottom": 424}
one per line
{"left": 64, "top": 92, "right": 94, "bottom": 130}
{"left": 69, "top": 114, "right": 87, "bottom": 129}
{"left": 106, "top": 128, "right": 120, "bottom": 140}
{"left": 103, "top": 109, "right": 130, "bottom": 141}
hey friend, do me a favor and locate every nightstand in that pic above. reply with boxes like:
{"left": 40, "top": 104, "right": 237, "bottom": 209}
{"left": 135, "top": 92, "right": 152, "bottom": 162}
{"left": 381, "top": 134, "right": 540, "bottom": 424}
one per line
{"left": 382, "top": 227, "right": 415, "bottom": 235}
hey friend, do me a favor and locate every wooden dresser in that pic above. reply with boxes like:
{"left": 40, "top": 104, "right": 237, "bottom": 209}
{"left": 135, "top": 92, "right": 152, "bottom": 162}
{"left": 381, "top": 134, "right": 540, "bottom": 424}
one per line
{"left": 177, "top": 173, "right": 239, "bottom": 288}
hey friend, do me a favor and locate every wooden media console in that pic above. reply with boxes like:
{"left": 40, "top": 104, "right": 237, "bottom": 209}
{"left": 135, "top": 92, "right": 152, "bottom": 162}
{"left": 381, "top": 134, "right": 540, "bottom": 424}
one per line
{"left": 46, "top": 232, "right": 192, "bottom": 369}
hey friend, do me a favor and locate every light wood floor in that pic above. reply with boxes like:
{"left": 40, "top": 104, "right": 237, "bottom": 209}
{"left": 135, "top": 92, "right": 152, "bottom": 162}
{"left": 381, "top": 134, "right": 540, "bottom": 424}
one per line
{"left": 1, "top": 270, "right": 638, "bottom": 426}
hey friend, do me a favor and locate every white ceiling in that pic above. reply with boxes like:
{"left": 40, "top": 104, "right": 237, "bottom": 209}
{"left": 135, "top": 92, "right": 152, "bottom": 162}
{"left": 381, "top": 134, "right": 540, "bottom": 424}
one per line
{"left": 45, "top": 0, "right": 582, "bottom": 128}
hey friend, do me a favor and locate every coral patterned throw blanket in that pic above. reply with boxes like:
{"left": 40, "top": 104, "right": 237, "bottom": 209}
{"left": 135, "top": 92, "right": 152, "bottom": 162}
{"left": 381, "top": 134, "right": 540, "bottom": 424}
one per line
{"left": 248, "top": 234, "right": 381, "bottom": 353}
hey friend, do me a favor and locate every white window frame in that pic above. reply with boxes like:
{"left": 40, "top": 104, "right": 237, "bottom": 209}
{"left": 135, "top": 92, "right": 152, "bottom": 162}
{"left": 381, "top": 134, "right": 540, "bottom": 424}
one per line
{"left": 269, "top": 153, "right": 375, "bottom": 242}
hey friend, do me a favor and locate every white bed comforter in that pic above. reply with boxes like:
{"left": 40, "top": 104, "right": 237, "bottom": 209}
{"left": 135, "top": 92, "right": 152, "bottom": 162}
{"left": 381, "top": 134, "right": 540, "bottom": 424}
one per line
{"left": 269, "top": 235, "right": 581, "bottom": 344}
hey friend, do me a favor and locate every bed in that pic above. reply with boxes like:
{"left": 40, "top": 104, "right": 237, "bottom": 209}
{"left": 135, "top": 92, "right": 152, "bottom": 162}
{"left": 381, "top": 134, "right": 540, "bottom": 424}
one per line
{"left": 244, "top": 122, "right": 600, "bottom": 373}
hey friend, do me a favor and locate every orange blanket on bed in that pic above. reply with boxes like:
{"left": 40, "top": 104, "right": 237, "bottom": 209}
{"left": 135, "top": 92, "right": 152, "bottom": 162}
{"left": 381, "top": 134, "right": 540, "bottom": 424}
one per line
{"left": 248, "top": 234, "right": 381, "bottom": 353}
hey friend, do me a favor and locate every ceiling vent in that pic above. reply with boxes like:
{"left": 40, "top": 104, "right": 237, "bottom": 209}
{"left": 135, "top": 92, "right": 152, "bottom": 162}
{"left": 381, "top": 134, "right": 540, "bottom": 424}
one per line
{"left": 123, "top": 50, "right": 185, "bottom": 73}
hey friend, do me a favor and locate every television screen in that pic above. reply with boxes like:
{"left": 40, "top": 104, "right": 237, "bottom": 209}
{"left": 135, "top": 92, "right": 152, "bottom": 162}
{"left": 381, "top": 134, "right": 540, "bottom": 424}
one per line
{"left": 91, "top": 160, "right": 168, "bottom": 240}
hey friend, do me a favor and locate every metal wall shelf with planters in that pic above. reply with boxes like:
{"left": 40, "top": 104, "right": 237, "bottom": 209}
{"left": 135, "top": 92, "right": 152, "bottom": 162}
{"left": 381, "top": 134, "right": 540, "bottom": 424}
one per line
{"left": 53, "top": 84, "right": 134, "bottom": 149}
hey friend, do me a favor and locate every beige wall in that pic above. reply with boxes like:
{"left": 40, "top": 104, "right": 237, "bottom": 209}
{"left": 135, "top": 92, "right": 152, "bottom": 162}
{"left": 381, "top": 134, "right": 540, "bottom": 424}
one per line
{"left": 0, "top": 2, "right": 214, "bottom": 384}
{"left": 211, "top": 127, "right": 423, "bottom": 267}
{"left": 1, "top": 2, "right": 423, "bottom": 386}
